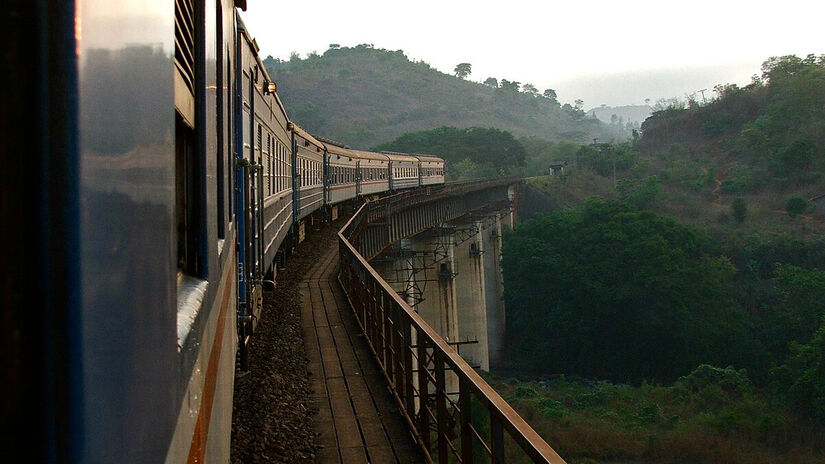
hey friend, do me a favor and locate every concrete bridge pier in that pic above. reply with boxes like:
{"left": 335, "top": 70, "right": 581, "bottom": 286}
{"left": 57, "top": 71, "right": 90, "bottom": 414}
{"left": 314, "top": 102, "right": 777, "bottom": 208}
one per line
{"left": 374, "top": 208, "right": 512, "bottom": 373}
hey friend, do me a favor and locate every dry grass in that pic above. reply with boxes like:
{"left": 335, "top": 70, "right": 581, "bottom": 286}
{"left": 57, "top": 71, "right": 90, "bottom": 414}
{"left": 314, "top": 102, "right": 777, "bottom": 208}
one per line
{"left": 490, "top": 376, "right": 825, "bottom": 464}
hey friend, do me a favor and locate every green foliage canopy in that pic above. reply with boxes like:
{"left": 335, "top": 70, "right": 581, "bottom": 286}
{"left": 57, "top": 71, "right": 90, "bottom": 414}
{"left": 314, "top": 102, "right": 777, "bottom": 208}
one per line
{"left": 375, "top": 126, "right": 526, "bottom": 178}
{"left": 502, "top": 198, "right": 755, "bottom": 383}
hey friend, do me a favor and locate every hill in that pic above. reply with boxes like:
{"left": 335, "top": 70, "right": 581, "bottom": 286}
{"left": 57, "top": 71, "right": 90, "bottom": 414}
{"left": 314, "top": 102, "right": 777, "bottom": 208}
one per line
{"left": 530, "top": 54, "right": 825, "bottom": 237}
{"left": 587, "top": 104, "right": 652, "bottom": 127}
{"left": 264, "top": 45, "right": 624, "bottom": 148}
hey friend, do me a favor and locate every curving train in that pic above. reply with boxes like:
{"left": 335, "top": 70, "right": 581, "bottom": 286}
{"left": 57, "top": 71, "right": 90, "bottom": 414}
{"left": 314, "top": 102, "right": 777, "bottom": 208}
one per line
{"left": 3, "top": 1, "right": 443, "bottom": 463}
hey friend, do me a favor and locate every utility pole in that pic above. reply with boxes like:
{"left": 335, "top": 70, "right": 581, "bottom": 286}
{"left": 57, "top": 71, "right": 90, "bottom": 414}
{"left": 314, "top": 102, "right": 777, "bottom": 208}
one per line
{"left": 698, "top": 88, "right": 707, "bottom": 104}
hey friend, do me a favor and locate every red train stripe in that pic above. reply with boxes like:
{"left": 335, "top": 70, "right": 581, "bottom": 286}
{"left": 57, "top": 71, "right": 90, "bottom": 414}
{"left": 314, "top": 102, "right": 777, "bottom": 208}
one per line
{"left": 186, "top": 265, "right": 234, "bottom": 463}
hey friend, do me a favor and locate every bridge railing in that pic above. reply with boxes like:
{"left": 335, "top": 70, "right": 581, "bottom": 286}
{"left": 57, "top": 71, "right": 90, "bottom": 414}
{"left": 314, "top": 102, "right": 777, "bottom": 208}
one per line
{"left": 338, "top": 182, "right": 566, "bottom": 464}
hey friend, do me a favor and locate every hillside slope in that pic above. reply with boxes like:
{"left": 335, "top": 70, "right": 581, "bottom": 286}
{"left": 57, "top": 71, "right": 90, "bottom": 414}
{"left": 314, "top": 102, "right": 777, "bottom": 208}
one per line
{"left": 530, "top": 54, "right": 825, "bottom": 237}
{"left": 264, "top": 45, "right": 621, "bottom": 147}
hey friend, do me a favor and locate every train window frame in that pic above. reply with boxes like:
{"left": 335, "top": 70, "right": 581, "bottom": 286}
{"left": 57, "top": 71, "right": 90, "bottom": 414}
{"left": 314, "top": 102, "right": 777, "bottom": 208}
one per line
{"left": 175, "top": 0, "right": 211, "bottom": 350}
{"left": 215, "top": 0, "right": 225, "bottom": 241}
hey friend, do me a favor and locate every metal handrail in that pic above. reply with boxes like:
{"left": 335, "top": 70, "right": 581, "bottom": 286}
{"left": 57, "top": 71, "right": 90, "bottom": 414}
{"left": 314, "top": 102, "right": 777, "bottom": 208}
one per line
{"left": 337, "top": 183, "right": 566, "bottom": 464}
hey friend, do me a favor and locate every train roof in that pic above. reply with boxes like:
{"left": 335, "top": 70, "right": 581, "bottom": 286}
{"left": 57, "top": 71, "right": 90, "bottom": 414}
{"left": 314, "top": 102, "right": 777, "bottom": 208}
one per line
{"left": 414, "top": 154, "right": 443, "bottom": 163}
{"left": 237, "top": 14, "right": 290, "bottom": 123}
{"left": 351, "top": 150, "right": 389, "bottom": 162}
{"left": 289, "top": 123, "right": 324, "bottom": 150}
{"left": 324, "top": 141, "right": 357, "bottom": 160}
{"left": 381, "top": 151, "right": 419, "bottom": 162}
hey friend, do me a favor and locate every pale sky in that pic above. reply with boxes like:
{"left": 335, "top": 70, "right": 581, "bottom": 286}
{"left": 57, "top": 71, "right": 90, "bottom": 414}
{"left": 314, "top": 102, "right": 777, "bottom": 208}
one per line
{"left": 241, "top": 0, "right": 822, "bottom": 107}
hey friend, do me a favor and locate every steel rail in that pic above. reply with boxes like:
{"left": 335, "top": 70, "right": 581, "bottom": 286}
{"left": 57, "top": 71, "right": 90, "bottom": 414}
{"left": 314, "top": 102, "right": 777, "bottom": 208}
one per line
{"left": 337, "top": 180, "right": 566, "bottom": 464}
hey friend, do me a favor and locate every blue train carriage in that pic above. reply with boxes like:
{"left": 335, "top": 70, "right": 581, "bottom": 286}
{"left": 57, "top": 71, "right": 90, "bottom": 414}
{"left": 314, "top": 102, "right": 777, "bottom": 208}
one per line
{"left": 416, "top": 154, "right": 446, "bottom": 186}
{"left": 25, "top": 0, "right": 252, "bottom": 462}
{"left": 352, "top": 149, "right": 391, "bottom": 197}
{"left": 235, "top": 14, "right": 292, "bottom": 356}
{"left": 324, "top": 141, "right": 360, "bottom": 207}
{"left": 289, "top": 123, "right": 326, "bottom": 242}
{"left": 384, "top": 152, "right": 421, "bottom": 190}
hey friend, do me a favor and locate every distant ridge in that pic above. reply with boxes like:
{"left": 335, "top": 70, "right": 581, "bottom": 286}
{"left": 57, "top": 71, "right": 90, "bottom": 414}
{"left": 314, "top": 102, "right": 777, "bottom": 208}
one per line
{"left": 265, "top": 45, "right": 624, "bottom": 148}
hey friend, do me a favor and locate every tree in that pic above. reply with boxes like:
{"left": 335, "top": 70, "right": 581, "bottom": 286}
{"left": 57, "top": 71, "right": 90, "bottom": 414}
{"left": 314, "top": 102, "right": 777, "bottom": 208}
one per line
{"left": 785, "top": 196, "right": 808, "bottom": 217}
{"left": 454, "top": 62, "right": 472, "bottom": 79}
{"left": 374, "top": 126, "right": 527, "bottom": 178}
{"left": 522, "top": 83, "right": 538, "bottom": 95}
{"left": 574, "top": 99, "right": 584, "bottom": 109}
{"left": 616, "top": 176, "right": 663, "bottom": 209}
{"left": 328, "top": 43, "right": 340, "bottom": 49}
{"left": 543, "top": 89, "right": 557, "bottom": 100}
{"left": 500, "top": 80, "right": 520, "bottom": 92}
{"left": 732, "top": 197, "right": 747, "bottom": 223}
{"left": 483, "top": 77, "right": 498, "bottom": 87}
{"left": 502, "top": 198, "right": 751, "bottom": 382}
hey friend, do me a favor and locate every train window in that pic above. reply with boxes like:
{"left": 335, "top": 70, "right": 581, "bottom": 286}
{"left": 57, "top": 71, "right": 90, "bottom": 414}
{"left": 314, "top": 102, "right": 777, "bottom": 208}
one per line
{"left": 215, "top": 0, "right": 225, "bottom": 239}
{"left": 226, "top": 44, "right": 233, "bottom": 220}
{"left": 256, "top": 124, "right": 262, "bottom": 164}
{"left": 276, "top": 141, "right": 281, "bottom": 192}
{"left": 269, "top": 136, "right": 274, "bottom": 194}
{"left": 175, "top": 112, "right": 202, "bottom": 276}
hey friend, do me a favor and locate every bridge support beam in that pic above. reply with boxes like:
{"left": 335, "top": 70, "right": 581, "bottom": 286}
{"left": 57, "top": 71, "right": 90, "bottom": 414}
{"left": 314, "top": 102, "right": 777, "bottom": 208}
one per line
{"left": 374, "top": 209, "right": 511, "bottom": 373}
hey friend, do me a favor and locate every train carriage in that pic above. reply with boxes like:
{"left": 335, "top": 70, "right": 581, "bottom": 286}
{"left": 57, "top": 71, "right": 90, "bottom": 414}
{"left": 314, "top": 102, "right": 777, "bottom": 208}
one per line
{"left": 237, "top": 18, "right": 293, "bottom": 283}
{"left": 290, "top": 123, "right": 325, "bottom": 221}
{"left": 353, "top": 149, "right": 391, "bottom": 196}
{"left": 324, "top": 142, "right": 360, "bottom": 204}
{"left": 417, "top": 154, "right": 446, "bottom": 186}
{"left": 385, "top": 152, "right": 421, "bottom": 190}
{"left": 5, "top": 1, "right": 446, "bottom": 462}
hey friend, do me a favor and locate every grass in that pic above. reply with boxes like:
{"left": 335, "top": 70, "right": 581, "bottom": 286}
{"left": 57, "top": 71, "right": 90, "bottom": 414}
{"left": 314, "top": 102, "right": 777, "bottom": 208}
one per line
{"left": 526, "top": 167, "right": 825, "bottom": 240}
{"left": 486, "top": 373, "right": 825, "bottom": 464}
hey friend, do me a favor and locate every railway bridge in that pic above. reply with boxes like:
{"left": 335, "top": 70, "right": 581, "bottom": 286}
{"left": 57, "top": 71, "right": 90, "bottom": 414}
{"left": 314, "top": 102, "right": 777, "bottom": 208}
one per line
{"left": 302, "top": 178, "right": 567, "bottom": 464}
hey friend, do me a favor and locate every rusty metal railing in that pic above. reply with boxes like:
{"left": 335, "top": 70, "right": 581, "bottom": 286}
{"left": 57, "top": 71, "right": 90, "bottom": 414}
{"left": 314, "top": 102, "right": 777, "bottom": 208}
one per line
{"left": 338, "top": 183, "right": 566, "bottom": 464}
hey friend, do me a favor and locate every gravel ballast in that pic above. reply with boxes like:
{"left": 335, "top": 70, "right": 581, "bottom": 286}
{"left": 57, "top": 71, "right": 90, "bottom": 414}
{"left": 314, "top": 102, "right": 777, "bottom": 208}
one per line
{"left": 230, "top": 220, "right": 342, "bottom": 463}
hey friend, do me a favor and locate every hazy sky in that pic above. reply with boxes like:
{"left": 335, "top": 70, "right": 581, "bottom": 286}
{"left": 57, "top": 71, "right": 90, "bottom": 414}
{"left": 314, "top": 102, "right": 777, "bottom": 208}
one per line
{"left": 241, "top": 0, "right": 822, "bottom": 107}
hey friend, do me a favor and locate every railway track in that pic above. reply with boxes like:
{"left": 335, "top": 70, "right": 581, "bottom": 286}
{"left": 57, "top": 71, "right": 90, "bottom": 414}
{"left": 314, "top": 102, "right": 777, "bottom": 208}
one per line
{"left": 301, "top": 237, "right": 422, "bottom": 463}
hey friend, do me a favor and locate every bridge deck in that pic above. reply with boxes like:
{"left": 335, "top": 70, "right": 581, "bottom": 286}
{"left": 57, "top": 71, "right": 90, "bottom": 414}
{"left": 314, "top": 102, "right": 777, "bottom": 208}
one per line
{"left": 301, "top": 243, "right": 422, "bottom": 463}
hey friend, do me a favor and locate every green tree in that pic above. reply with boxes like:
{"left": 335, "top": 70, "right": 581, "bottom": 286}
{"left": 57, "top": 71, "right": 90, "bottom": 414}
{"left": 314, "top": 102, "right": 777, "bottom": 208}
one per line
{"left": 375, "top": 126, "right": 526, "bottom": 179}
{"left": 502, "top": 198, "right": 754, "bottom": 382}
{"left": 499, "top": 79, "right": 520, "bottom": 92}
{"left": 784, "top": 196, "right": 808, "bottom": 217}
{"left": 483, "top": 77, "right": 498, "bottom": 87}
{"left": 732, "top": 197, "right": 747, "bottom": 223}
{"left": 617, "top": 176, "right": 663, "bottom": 209}
{"left": 522, "top": 83, "right": 538, "bottom": 95}
{"left": 454, "top": 62, "right": 472, "bottom": 79}
{"left": 775, "top": 325, "right": 825, "bottom": 422}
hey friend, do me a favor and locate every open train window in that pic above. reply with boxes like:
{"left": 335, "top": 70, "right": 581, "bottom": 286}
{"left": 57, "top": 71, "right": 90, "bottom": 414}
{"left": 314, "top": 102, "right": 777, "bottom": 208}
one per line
{"left": 215, "top": 0, "right": 225, "bottom": 239}
{"left": 175, "top": 0, "right": 204, "bottom": 278}
{"left": 176, "top": 113, "right": 202, "bottom": 276}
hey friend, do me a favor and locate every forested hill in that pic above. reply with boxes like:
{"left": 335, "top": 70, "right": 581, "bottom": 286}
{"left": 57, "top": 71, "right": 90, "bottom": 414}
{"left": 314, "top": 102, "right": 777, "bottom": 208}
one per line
{"left": 264, "top": 45, "right": 622, "bottom": 148}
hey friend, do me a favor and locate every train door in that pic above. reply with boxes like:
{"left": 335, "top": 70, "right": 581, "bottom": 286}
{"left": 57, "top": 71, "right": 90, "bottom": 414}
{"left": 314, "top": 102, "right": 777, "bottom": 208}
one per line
{"left": 356, "top": 161, "right": 362, "bottom": 196}
{"left": 234, "top": 34, "right": 261, "bottom": 370}
{"left": 290, "top": 132, "right": 299, "bottom": 244}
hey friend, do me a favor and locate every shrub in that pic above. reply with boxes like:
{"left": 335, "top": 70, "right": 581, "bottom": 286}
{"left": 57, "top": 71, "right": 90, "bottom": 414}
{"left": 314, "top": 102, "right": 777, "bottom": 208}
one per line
{"left": 784, "top": 196, "right": 808, "bottom": 218}
{"left": 732, "top": 197, "right": 747, "bottom": 223}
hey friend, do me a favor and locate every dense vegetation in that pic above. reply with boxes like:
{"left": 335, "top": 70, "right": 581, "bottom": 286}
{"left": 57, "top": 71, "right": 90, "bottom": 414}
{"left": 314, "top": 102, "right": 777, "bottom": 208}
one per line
{"left": 489, "top": 371, "right": 825, "bottom": 464}
{"left": 497, "top": 54, "right": 825, "bottom": 462}
{"left": 526, "top": 55, "right": 825, "bottom": 237}
{"left": 264, "top": 44, "right": 623, "bottom": 147}
{"left": 374, "top": 126, "right": 527, "bottom": 179}
{"left": 502, "top": 200, "right": 825, "bottom": 461}
{"left": 503, "top": 198, "right": 757, "bottom": 383}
